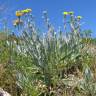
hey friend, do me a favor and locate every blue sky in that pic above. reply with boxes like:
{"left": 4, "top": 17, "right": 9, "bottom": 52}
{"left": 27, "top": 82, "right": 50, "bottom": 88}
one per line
{"left": 0, "top": 0, "right": 96, "bottom": 37}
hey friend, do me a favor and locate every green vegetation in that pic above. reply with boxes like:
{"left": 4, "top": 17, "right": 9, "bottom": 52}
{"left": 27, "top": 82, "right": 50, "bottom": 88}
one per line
{"left": 0, "top": 10, "right": 96, "bottom": 96}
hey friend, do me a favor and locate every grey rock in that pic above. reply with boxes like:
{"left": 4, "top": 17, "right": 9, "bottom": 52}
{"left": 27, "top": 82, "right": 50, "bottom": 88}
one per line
{"left": 0, "top": 88, "right": 11, "bottom": 96}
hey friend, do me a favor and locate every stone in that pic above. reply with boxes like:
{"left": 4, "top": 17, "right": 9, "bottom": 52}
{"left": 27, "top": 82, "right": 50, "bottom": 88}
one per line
{"left": 0, "top": 88, "right": 11, "bottom": 96}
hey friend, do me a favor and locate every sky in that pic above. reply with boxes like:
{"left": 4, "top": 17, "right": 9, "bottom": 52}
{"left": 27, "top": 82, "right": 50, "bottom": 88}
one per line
{"left": 0, "top": 0, "right": 96, "bottom": 37}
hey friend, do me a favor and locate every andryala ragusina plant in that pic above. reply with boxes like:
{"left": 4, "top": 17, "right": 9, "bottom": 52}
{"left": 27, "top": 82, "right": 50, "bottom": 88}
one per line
{"left": 0, "top": 8, "right": 96, "bottom": 96}
{"left": 11, "top": 9, "right": 87, "bottom": 96}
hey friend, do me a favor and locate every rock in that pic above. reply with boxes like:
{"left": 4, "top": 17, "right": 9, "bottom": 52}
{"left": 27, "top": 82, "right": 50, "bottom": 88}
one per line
{"left": 0, "top": 88, "right": 11, "bottom": 96}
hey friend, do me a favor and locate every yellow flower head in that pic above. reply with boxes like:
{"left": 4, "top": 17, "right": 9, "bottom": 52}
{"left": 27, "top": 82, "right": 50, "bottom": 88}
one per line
{"left": 15, "top": 11, "right": 23, "bottom": 17}
{"left": 21, "top": 10, "right": 28, "bottom": 14}
{"left": 69, "top": 11, "right": 74, "bottom": 15}
{"left": 26, "top": 8, "right": 32, "bottom": 12}
{"left": 21, "top": 8, "right": 32, "bottom": 14}
{"left": 77, "top": 16, "right": 82, "bottom": 19}
{"left": 63, "top": 12, "right": 69, "bottom": 16}
{"left": 13, "top": 19, "right": 23, "bottom": 26}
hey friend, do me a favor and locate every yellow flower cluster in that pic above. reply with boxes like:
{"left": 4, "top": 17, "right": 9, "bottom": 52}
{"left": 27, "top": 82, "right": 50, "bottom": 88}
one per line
{"left": 77, "top": 16, "right": 82, "bottom": 19}
{"left": 21, "top": 8, "right": 32, "bottom": 14}
{"left": 63, "top": 12, "right": 69, "bottom": 15}
{"left": 15, "top": 8, "right": 32, "bottom": 17}
{"left": 63, "top": 11, "right": 82, "bottom": 20}
{"left": 16, "top": 11, "right": 23, "bottom": 17}
{"left": 14, "top": 8, "right": 32, "bottom": 26}
{"left": 69, "top": 11, "right": 74, "bottom": 15}
{"left": 63, "top": 11, "right": 74, "bottom": 16}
